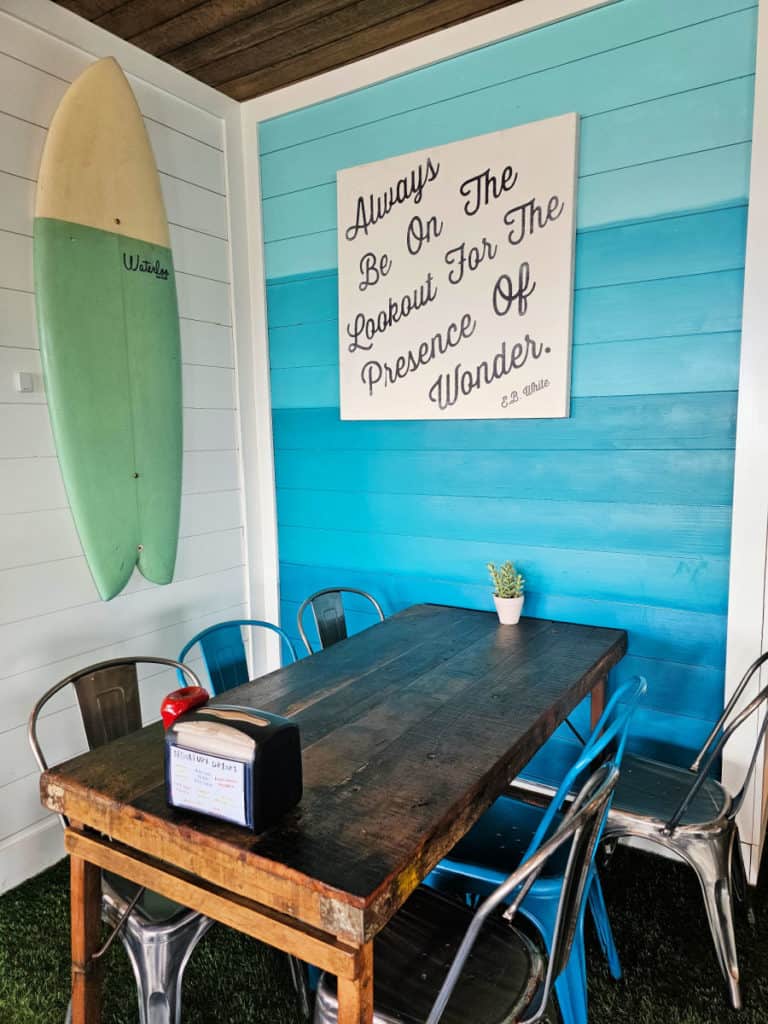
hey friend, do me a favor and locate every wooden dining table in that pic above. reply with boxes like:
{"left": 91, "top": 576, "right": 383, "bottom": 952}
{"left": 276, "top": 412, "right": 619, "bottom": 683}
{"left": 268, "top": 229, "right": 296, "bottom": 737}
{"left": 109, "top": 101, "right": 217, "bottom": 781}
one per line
{"left": 41, "top": 603, "right": 627, "bottom": 1024}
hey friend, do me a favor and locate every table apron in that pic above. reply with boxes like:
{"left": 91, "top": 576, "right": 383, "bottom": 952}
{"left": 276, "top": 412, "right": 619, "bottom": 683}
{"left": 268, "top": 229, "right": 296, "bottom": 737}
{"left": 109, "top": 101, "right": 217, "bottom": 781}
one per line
{"left": 50, "top": 785, "right": 367, "bottom": 944}
{"left": 64, "top": 829, "right": 364, "bottom": 980}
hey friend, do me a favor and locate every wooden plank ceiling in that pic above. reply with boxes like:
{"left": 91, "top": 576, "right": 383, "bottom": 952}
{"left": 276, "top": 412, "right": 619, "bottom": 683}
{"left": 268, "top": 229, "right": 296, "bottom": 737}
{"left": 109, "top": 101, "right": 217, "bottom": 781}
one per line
{"left": 51, "top": 0, "right": 524, "bottom": 100}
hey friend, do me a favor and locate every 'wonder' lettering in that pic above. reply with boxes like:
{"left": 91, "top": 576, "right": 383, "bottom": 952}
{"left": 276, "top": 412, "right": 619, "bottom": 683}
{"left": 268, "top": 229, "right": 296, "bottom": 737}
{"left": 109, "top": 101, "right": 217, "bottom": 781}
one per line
{"left": 428, "top": 335, "right": 547, "bottom": 410}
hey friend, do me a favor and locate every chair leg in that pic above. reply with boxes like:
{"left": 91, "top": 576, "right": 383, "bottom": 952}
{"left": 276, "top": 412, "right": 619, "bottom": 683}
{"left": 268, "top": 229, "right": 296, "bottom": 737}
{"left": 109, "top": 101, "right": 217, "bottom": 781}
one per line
{"left": 588, "top": 872, "right": 622, "bottom": 979}
{"left": 288, "top": 954, "right": 312, "bottom": 1019}
{"left": 519, "top": 898, "right": 588, "bottom": 1024}
{"left": 552, "top": 924, "right": 588, "bottom": 1024}
{"left": 684, "top": 827, "right": 742, "bottom": 1011}
{"left": 732, "top": 837, "right": 756, "bottom": 928}
{"left": 118, "top": 914, "right": 213, "bottom": 1024}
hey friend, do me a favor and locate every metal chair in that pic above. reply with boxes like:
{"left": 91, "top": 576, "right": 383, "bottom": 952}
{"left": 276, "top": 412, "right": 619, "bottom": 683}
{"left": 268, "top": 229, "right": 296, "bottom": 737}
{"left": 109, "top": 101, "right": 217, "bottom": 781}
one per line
{"left": 28, "top": 657, "right": 214, "bottom": 1024}
{"left": 313, "top": 762, "right": 619, "bottom": 1024}
{"left": 296, "top": 588, "right": 384, "bottom": 654}
{"left": 177, "top": 619, "right": 298, "bottom": 694}
{"left": 599, "top": 650, "right": 768, "bottom": 1010}
{"left": 426, "top": 677, "right": 645, "bottom": 1024}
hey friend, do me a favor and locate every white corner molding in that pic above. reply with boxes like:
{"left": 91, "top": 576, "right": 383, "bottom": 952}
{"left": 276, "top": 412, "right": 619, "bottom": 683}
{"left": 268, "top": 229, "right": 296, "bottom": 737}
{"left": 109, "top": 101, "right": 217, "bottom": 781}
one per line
{"left": 223, "top": 103, "right": 282, "bottom": 670}
{"left": 722, "top": 0, "right": 768, "bottom": 884}
{"left": 244, "top": 0, "right": 618, "bottom": 122}
{"left": 0, "top": 0, "right": 236, "bottom": 119}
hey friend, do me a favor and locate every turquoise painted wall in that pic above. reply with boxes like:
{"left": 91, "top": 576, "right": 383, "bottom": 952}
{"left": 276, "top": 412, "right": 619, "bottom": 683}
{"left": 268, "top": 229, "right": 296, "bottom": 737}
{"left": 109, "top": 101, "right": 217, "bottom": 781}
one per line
{"left": 259, "top": 0, "right": 756, "bottom": 773}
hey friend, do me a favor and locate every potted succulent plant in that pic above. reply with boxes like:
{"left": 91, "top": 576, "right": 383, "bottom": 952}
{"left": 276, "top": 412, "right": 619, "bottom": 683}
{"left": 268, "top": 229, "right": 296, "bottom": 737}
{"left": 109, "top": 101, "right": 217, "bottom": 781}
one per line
{"left": 487, "top": 560, "right": 525, "bottom": 624}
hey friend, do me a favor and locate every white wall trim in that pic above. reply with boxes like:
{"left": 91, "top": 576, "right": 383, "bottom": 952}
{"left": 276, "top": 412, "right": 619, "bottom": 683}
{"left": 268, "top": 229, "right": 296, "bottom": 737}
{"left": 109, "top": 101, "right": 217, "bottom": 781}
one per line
{"left": 723, "top": 0, "right": 768, "bottom": 885}
{"left": 0, "top": 817, "right": 63, "bottom": 894}
{"left": 244, "top": 0, "right": 618, "bottom": 122}
{"left": 0, "top": 0, "right": 236, "bottom": 119}
{"left": 224, "top": 104, "right": 282, "bottom": 672}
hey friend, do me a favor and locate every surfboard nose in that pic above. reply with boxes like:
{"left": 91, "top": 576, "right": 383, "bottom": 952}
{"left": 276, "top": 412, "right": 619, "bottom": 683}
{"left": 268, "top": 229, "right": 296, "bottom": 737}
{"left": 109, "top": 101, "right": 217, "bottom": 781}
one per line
{"left": 37, "top": 55, "right": 170, "bottom": 249}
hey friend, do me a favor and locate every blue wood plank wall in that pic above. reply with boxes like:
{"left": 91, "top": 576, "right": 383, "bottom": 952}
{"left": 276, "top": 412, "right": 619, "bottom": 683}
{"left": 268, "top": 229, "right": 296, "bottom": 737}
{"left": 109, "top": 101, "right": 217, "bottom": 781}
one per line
{"left": 259, "top": 0, "right": 756, "bottom": 773}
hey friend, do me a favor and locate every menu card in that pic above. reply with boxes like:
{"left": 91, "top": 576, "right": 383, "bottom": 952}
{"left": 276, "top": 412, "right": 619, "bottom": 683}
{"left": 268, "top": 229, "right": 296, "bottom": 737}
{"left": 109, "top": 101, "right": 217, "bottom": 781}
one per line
{"left": 168, "top": 744, "right": 247, "bottom": 826}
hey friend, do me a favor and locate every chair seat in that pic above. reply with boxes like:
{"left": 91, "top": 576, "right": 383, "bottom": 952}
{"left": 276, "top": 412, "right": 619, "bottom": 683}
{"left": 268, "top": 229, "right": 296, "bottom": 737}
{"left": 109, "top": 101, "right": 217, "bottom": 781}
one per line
{"left": 103, "top": 871, "right": 191, "bottom": 925}
{"left": 512, "top": 752, "right": 731, "bottom": 833}
{"left": 447, "top": 797, "right": 570, "bottom": 881}
{"left": 315, "top": 886, "right": 545, "bottom": 1024}
{"left": 608, "top": 753, "right": 731, "bottom": 829}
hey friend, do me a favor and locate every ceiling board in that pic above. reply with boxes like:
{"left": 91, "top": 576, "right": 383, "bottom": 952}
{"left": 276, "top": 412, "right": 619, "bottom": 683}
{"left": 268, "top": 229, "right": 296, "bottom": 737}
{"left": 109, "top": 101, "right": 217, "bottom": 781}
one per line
{"left": 201, "top": 0, "right": 449, "bottom": 86}
{"left": 164, "top": 0, "right": 358, "bottom": 73}
{"left": 216, "top": 0, "right": 519, "bottom": 98}
{"left": 96, "top": 0, "right": 227, "bottom": 40}
{"left": 129, "top": 1, "right": 286, "bottom": 58}
{"left": 51, "top": 0, "right": 526, "bottom": 100}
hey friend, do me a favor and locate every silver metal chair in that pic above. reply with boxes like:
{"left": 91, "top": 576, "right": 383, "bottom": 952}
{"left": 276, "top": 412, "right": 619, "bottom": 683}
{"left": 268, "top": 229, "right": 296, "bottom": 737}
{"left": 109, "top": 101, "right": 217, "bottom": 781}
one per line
{"left": 28, "top": 657, "right": 216, "bottom": 1024}
{"left": 296, "top": 587, "right": 384, "bottom": 654}
{"left": 313, "top": 762, "right": 619, "bottom": 1024}
{"left": 599, "top": 651, "right": 768, "bottom": 1010}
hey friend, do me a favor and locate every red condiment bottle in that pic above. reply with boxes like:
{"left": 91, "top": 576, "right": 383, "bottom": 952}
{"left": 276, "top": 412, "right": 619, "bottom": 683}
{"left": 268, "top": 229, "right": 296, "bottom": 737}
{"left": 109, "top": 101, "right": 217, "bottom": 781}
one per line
{"left": 160, "top": 686, "right": 210, "bottom": 729}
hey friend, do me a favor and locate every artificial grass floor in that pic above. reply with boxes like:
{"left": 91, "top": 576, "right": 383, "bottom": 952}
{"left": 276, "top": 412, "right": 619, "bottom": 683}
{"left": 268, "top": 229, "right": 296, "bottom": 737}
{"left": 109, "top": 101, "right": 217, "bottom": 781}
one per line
{"left": 1, "top": 845, "right": 768, "bottom": 1023}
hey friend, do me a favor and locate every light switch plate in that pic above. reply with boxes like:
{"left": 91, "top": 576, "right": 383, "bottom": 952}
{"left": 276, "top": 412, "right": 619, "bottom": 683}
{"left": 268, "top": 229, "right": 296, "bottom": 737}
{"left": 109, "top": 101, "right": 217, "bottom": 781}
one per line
{"left": 14, "top": 371, "right": 35, "bottom": 393}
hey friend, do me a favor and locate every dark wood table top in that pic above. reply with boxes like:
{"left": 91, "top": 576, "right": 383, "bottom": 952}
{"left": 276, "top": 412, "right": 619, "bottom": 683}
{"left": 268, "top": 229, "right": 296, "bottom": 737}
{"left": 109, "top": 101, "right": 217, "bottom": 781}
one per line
{"left": 42, "top": 604, "right": 626, "bottom": 943}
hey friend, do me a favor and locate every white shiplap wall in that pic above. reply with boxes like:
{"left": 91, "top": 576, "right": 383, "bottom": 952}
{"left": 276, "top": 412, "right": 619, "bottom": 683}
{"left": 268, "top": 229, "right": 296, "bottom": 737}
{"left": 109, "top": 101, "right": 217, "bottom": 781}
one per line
{"left": 0, "top": 6, "right": 250, "bottom": 891}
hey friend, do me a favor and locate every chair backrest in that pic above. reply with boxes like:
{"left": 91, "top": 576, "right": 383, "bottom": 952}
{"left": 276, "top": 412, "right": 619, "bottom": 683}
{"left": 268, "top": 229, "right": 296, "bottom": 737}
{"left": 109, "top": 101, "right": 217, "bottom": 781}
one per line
{"left": 521, "top": 675, "right": 646, "bottom": 861}
{"left": 296, "top": 588, "right": 384, "bottom": 654}
{"left": 177, "top": 619, "right": 298, "bottom": 695}
{"left": 665, "top": 650, "right": 768, "bottom": 832}
{"left": 28, "top": 656, "right": 201, "bottom": 826}
{"left": 426, "top": 763, "right": 620, "bottom": 1024}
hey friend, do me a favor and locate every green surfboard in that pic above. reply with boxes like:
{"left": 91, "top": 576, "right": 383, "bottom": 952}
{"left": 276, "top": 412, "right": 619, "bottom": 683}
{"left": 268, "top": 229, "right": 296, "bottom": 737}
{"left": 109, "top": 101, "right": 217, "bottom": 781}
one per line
{"left": 34, "top": 58, "right": 183, "bottom": 601}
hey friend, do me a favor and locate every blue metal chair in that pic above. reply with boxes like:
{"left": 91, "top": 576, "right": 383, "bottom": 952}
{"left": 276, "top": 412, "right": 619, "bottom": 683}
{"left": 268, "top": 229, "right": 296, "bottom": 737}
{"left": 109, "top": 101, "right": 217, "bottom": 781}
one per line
{"left": 314, "top": 763, "right": 620, "bottom": 1024}
{"left": 426, "top": 676, "right": 646, "bottom": 1024}
{"left": 177, "top": 619, "right": 297, "bottom": 694}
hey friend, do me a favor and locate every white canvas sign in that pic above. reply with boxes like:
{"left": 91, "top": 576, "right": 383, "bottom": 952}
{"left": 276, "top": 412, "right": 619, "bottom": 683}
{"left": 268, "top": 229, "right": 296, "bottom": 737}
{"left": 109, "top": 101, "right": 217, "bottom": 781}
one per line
{"left": 337, "top": 113, "right": 579, "bottom": 420}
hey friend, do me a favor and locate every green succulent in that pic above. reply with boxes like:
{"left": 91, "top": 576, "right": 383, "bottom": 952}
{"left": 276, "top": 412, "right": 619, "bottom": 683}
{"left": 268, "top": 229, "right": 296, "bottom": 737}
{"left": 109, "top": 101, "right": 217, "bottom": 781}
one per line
{"left": 487, "top": 560, "right": 525, "bottom": 599}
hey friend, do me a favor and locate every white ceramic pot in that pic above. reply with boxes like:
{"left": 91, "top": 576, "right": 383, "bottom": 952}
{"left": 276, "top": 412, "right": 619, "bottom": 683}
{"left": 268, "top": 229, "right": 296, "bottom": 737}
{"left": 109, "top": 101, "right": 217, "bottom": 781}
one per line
{"left": 493, "top": 594, "right": 524, "bottom": 625}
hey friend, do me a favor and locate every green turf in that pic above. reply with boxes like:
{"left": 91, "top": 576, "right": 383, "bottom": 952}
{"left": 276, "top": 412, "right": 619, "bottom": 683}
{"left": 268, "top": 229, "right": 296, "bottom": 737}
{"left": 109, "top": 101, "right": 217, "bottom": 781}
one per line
{"left": 2, "top": 846, "right": 768, "bottom": 1023}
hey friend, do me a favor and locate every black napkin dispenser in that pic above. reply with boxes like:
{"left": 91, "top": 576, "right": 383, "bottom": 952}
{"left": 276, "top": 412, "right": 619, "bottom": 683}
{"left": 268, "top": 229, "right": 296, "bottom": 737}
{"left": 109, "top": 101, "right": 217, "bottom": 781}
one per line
{"left": 164, "top": 705, "right": 302, "bottom": 831}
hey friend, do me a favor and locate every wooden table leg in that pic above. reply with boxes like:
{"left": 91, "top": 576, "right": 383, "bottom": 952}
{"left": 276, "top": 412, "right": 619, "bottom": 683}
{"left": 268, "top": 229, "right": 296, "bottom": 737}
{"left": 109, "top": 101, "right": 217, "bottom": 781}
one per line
{"left": 337, "top": 942, "right": 373, "bottom": 1024}
{"left": 70, "top": 854, "right": 103, "bottom": 1024}
{"left": 591, "top": 675, "right": 607, "bottom": 730}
